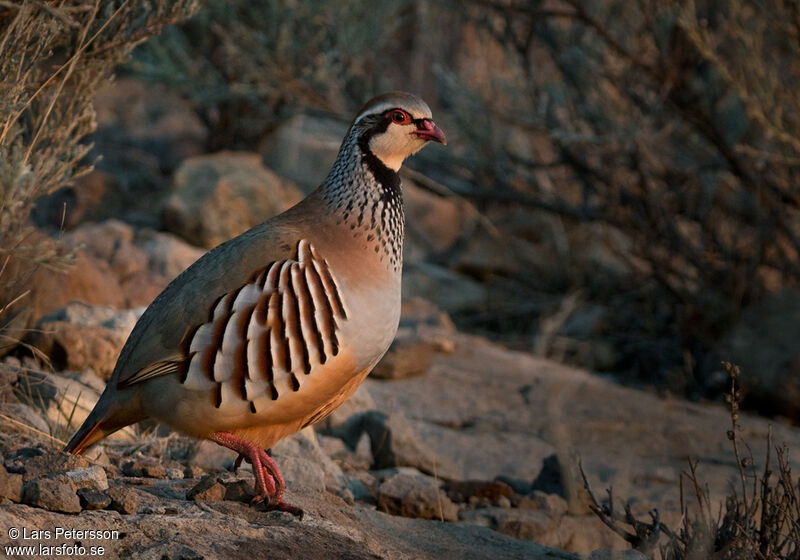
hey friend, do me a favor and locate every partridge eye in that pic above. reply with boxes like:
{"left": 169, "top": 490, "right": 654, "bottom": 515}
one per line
{"left": 390, "top": 110, "right": 409, "bottom": 124}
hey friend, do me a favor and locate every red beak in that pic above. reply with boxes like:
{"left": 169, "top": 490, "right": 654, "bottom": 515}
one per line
{"left": 412, "top": 119, "right": 447, "bottom": 145}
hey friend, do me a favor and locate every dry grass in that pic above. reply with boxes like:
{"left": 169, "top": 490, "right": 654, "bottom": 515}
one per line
{"left": 0, "top": 0, "right": 198, "bottom": 328}
{"left": 583, "top": 363, "right": 800, "bottom": 559}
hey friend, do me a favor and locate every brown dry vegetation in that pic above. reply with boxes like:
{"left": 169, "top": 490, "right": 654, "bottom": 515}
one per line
{"left": 0, "top": 0, "right": 197, "bottom": 332}
{"left": 584, "top": 364, "right": 800, "bottom": 559}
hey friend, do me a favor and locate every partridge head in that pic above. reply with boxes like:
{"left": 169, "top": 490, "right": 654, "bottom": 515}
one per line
{"left": 64, "top": 92, "right": 446, "bottom": 516}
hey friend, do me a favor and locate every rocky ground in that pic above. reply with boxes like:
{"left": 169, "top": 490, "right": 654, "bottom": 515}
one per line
{"left": 1, "top": 77, "right": 798, "bottom": 559}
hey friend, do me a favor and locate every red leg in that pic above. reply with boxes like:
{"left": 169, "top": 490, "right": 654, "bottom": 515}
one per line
{"left": 208, "top": 432, "right": 302, "bottom": 517}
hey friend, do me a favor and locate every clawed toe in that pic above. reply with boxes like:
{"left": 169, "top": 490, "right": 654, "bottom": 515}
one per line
{"left": 270, "top": 501, "right": 304, "bottom": 519}
{"left": 249, "top": 494, "right": 302, "bottom": 517}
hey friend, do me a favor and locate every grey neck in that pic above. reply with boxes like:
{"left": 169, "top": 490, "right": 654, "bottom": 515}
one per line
{"left": 317, "top": 128, "right": 405, "bottom": 272}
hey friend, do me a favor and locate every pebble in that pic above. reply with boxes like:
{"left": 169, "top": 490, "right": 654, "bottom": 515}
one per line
{"left": 77, "top": 487, "right": 112, "bottom": 510}
{"left": 22, "top": 476, "right": 81, "bottom": 514}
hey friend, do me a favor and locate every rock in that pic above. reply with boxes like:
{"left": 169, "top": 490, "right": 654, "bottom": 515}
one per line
{"left": 495, "top": 475, "right": 533, "bottom": 496}
{"left": 94, "top": 77, "right": 208, "bottom": 163}
{"left": 459, "top": 508, "right": 559, "bottom": 546}
{"left": 402, "top": 182, "right": 481, "bottom": 261}
{"left": 517, "top": 491, "right": 569, "bottom": 517}
{"left": 136, "top": 229, "right": 204, "bottom": 280}
{"left": 589, "top": 549, "right": 648, "bottom": 560}
{"left": 187, "top": 476, "right": 226, "bottom": 502}
{"left": 445, "top": 480, "right": 514, "bottom": 504}
{"left": 444, "top": 225, "right": 539, "bottom": 279}
{"left": 0, "top": 486, "right": 578, "bottom": 559}
{"left": 90, "top": 76, "right": 208, "bottom": 214}
{"left": 221, "top": 479, "right": 256, "bottom": 503}
{"left": 13, "top": 450, "right": 90, "bottom": 483}
{"left": 318, "top": 384, "right": 376, "bottom": 432}
{"left": 64, "top": 466, "right": 109, "bottom": 491}
{"left": 377, "top": 473, "right": 459, "bottom": 521}
{"left": 105, "top": 483, "right": 141, "bottom": 514}
{"left": 38, "top": 301, "right": 141, "bottom": 334}
{"left": 10, "top": 368, "right": 115, "bottom": 444}
{"left": 29, "top": 322, "right": 123, "bottom": 380}
{"left": 0, "top": 468, "right": 23, "bottom": 502}
{"left": 188, "top": 439, "right": 237, "bottom": 472}
{"left": 13, "top": 368, "right": 58, "bottom": 404}
{"left": 122, "top": 459, "right": 167, "bottom": 479}
{"left": 31, "top": 170, "right": 127, "bottom": 231}
{"left": 183, "top": 465, "right": 206, "bottom": 479}
{"left": 3, "top": 403, "right": 51, "bottom": 436}
{"left": 271, "top": 428, "right": 345, "bottom": 493}
{"left": 399, "top": 297, "right": 457, "bottom": 332}
{"left": 22, "top": 476, "right": 81, "bottom": 513}
{"left": 21, "top": 219, "right": 168, "bottom": 322}
{"left": 371, "top": 328, "right": 438, "bottom": 380}
{"left": 77, "top": 487, "right": 112, "bottom": 510}
{"left": 346, "top": 471, "right": 379, "bottom": 503}
{"left": 9, "top": 230, "right": 123, "bottom": 323}
{"left": 402, "top": 262, "right": 487, "bottom": 315}
{"left": 361, "top": 411, "right": 462, "bottom": 480}
{"left": 166, "top": 468, "right": 185, "bottom": 480}
{"left": 714, "top": 290, "right": 800, "bottom": 418}
{"left": 319, "top": 434, "right": 372, "bottom": 471}
{"left": 260, "top": 114, "right": 346, "bottom": 194}
{"left": 0, "top": 308, "right": 31, "bottom": 359}
{"left": 163, "top": 151, "right": 303, "bottom": 248}
{"left": 40, "top": 370, "right": 122, "bottom": 443}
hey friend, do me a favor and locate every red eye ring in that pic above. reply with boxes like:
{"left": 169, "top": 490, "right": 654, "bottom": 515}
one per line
{"left": 388, "top": 110, "right": 411, "bottom": 124}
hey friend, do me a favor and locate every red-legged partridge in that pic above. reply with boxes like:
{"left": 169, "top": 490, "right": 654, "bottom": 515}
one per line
{"left": 64, "top": 92, "right": 446, "bottom": 516}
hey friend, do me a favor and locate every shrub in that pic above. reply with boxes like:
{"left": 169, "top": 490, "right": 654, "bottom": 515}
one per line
{"left": 0, "top": 0, "right": 198, "bottom": 326}
{"left": 438, "top": 0, "right": 800, "bottom": 393}
{"left": 130, "top": 0, "right": 414, "bottom": 148}
{"left": 583, "top": 363, "right": 800, "bottom": 558}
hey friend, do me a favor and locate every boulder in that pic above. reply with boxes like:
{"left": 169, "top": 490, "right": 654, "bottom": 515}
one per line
{"left": 29, "top": 303, "right": 142, "bottom": 380}
{"left": 22, "top": 220, "right": 170, "bottom": 322}
{"left": 361, "top": 411, "right": 462, "bottom": 480}
{"left": 371, "top": 328, "right": 439, "bottom": 380}
{"left": 402, "top": 182, "right": 481, "bottom": 262}
{"left": 31, "top": 169, "right": 126, "bottom": 231}
{"left": 260, "top": 114, "right": 346, "bottom": 194}
{"left": 270, "top": 427, "right": 345, "bottom": 493}
{"left": 136, "top": 230, "right": 204, "bottom": 280}
{"left": 3, "top": 403, "right": 50, "bottom": 436}
{"left": 90, "top": 76, "right": 208, "bottom": 217}
{"left": 713, "top": 290, "right": 800, "bottom": 418}
{"left": 402, "top": 262, "right": 487, "bottom": 315}
{"left": 317, "top": 383, "right": 376, "bottom": 432}
{"left": 163, "top": 151, "right": 303, "bottom": 248}
{"left": 377, "top": 472, "right": 459, "bottom": 521}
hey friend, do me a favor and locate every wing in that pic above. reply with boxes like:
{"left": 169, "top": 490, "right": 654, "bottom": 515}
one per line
{"left": 119, "top": 239, "right": 349, "bottom": 413}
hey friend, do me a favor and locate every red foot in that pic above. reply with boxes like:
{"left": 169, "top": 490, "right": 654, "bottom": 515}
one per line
{"left": 208, "top": 432, "right": 303, "bottom": 518}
